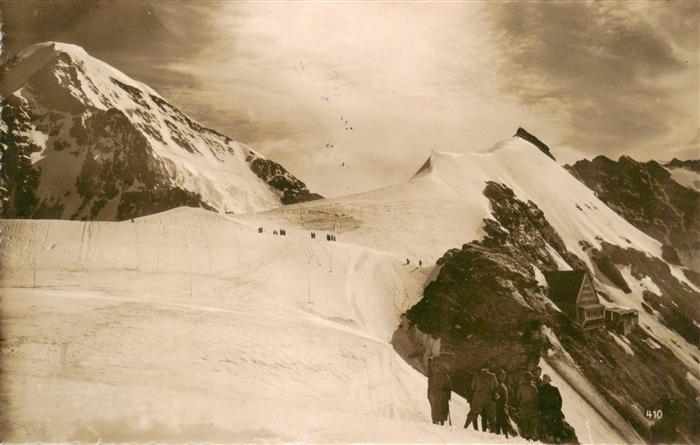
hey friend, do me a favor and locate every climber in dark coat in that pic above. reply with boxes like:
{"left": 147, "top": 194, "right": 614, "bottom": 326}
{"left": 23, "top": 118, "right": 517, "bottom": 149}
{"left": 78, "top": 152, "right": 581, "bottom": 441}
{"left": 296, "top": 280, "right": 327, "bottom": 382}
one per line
{"left": 493, "top": 369, "right": 515, "bottom": 438}
{"left": 464, "top": 368, "right": 498, "bottom": 431}
{"left": 538, "top": 374, "right": 564, "bottom": 441}
{"left": 427, "top": 357, "right": 452, "bottom": 425}
{"left": 516, "top": 372, "right": 539, "bottom": 440}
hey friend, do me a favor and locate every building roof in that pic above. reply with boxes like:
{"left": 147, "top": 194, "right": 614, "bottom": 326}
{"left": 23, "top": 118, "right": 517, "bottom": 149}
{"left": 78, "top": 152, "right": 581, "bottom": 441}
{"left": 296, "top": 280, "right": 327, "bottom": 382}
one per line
{"left": 606, "top": 306, "right": 637, "bottom": 315}
{"left": 543, "top": 270, "right": 587, "bottom": 319}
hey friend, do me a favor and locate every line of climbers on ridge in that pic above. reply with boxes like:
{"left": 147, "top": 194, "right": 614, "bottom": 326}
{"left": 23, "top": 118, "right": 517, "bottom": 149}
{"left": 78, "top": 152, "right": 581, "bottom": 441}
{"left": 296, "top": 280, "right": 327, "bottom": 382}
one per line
{"left": 256, "top": 227, "right": 427, "bottom": 266}
{"left": 427, "top": 358, "right": 574, "bottom": 443}
{"left": 256, "top": 227, "right": 337, "bottom": 241}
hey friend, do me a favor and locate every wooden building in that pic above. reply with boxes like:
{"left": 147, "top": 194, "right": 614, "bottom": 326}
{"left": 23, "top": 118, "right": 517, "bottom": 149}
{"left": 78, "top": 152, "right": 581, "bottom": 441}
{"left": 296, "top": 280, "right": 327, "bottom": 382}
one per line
{"left": 543, "top": 270, "right": 605, "bottom": 330}
{"left": 605, "top": 307, "right": 639, "bottom": 335}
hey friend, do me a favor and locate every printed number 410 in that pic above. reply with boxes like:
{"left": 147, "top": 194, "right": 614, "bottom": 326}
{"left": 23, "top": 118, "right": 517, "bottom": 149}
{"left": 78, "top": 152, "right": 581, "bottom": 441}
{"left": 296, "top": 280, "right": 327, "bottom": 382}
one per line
{"left": 646, "top": 410, "right": 663, "bottom": 420}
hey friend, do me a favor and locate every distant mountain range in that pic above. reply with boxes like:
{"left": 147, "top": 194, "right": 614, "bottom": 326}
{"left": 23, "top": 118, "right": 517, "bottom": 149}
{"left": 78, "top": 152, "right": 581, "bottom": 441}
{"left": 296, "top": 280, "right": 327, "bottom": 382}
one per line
{"left": 0, "top": 42, "right": 321, "bottom": 221}
{"left": 567, "top": 156, "right": 699, "bottom": 271}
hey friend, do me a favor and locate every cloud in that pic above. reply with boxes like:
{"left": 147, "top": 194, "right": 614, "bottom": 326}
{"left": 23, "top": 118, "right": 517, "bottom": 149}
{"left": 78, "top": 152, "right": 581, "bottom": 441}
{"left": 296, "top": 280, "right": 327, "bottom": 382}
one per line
{"left": 488, "top": 1, "right": 699, "bottom": 155}
{"left": 2, "top": 1, "right": 696, "bottom": 196}
{"left": 157, "top": 2, "right": 532, "bottom": 196}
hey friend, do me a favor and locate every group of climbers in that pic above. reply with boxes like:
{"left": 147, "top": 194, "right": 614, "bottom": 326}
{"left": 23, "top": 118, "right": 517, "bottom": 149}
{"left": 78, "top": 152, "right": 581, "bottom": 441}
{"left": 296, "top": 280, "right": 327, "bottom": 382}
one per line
{"left": 426, "top": 359, "right": 573, "bottom": 443}
{"left": 257, "top": 228, "right": 337, "bottom": 241}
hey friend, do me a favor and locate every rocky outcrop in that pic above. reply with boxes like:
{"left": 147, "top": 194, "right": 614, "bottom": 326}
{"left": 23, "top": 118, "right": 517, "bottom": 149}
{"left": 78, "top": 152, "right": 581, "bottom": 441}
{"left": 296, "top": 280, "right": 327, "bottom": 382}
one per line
{"left": 246, "top": 154, "right": 323, "bottom": 205}
{"left": 567, "top": 156, "right": 700, "bottom": 271}
{"left": 394, "top": 181, "right": 700, "bottom": 443}
{"left": 514, "top": 127, "right": 556, "bottom": 161}
{"left": 589, "top": 249, "right": 631, "bottom": 293}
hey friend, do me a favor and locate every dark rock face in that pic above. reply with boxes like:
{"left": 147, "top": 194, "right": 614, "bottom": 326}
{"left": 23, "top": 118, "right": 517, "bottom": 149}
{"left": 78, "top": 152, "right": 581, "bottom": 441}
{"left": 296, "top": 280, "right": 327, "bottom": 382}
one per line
{"left": 550, "top": 314, "right": 699, "bottom": 443}
{"left": 661, "top": 244, "right": 682, "bottom": 265}
{"left": 247, "top": 154, "right": 323, "bottom": 205}
{"left": 483, "top": 181, "right": 586, "bottom": 271}
{"left": 0, "top": 96, "right": 41, "bottom": 218}
{"left": 597, "top": 241, "right": 700, "bottom": 347}
{"left": 395, "top": 182, "right": 700, "bottom": 443}
{"left": 589, "top": 249, "right": 631, "bottom": 293}
{"left": 514, "top": 127, "right": 556, "bottom": 161}
{"left": 567, "top": 156, "right": 700, "bottom": 270}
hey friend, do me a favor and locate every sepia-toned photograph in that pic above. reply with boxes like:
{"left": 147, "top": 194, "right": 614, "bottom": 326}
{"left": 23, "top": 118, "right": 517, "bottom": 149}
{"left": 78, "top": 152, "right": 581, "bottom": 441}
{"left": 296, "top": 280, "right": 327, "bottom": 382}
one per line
{"left": 0, "top": 1, "right": 698, "bottom": 443}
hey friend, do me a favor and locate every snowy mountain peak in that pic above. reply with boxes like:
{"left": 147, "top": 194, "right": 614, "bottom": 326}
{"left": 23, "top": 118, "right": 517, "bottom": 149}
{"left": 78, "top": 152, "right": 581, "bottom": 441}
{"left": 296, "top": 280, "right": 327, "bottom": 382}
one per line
{"left": 1, "top": 42, "right": 322, "bottom": 220}
{"left": 17, "top": 41, "right": 89, "bottom": 61}
{"left": 412, "top": 135, "right": 558, "bottom": 182}
{"left": 2, "top": 41, "right": 159, "bottom": 102}
{"left": 412, "top": 149, "right": 462, "bottom": 177}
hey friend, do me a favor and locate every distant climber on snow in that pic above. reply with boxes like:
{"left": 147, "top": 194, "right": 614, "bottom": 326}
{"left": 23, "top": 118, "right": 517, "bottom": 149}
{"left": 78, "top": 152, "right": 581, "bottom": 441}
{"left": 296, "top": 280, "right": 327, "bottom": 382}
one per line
{"left": 427, "top": 356, "right": 452, "bottom": 426}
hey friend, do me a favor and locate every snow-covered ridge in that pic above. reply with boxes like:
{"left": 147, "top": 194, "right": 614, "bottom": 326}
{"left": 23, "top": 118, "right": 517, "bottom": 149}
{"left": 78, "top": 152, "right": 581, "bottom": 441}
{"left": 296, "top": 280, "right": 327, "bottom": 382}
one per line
{"left": 409, "top": 138, "right": 664, "bottom": 265}
{"left": 3, "top": 42, "right": 163, "bottom": 104}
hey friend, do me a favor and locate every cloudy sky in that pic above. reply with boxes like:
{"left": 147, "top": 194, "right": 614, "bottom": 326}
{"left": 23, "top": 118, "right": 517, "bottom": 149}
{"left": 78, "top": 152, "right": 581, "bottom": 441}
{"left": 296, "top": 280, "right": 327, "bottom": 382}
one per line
{"left": 2, "top": 1, "right": 698, "bottom": 196}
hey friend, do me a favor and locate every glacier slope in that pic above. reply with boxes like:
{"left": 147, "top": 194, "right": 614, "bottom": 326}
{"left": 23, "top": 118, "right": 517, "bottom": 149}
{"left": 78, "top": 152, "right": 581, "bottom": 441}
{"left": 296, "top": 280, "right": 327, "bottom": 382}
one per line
{"left": 3, "top": 205, "right": 621, "bottom": 443}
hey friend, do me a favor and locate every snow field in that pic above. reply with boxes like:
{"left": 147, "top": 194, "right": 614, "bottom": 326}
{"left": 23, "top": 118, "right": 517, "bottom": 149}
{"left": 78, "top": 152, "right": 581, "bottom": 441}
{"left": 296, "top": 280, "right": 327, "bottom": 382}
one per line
{"left": 2, "top": 214, "right": 500, "bottom": 442}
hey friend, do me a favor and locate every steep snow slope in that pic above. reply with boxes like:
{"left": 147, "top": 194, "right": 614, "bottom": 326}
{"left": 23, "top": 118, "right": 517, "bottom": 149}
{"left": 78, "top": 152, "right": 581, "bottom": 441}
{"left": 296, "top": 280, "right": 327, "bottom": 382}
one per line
{"left": 0, "top": 42, "right": 321, "bottom": 220}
